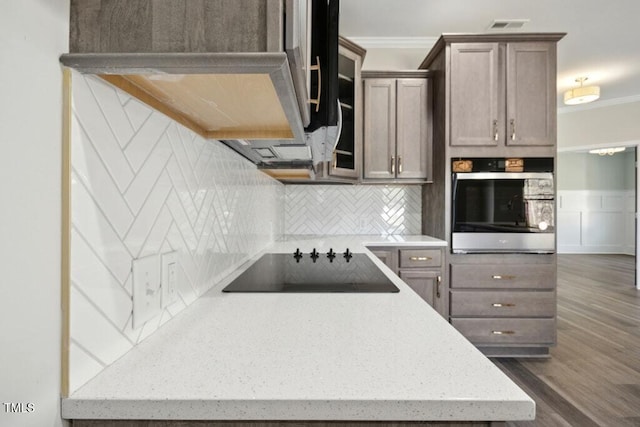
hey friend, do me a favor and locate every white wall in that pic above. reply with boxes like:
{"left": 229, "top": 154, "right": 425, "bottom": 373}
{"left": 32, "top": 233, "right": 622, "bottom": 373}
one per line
{"left": 0, "top": 1, "right": 69, "bottom": 427}
{"left": 557, "top": 151, "right": 636, "bottom": 255}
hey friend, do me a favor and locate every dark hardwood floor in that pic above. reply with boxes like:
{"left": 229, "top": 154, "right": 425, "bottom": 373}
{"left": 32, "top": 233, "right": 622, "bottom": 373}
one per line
{"left": 493, "top": 254, "right": 640, "bottom": 427}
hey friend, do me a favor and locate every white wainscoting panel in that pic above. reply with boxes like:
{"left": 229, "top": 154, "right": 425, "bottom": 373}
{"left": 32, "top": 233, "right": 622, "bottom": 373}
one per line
{"left": 284, "top": 185, "right": 422, "bottom": 235}
{"left": 69, "top": 71, "right": 284, "bottom": 393}
{"left": 557, "top": 190, "right": 635, "bottom": 255}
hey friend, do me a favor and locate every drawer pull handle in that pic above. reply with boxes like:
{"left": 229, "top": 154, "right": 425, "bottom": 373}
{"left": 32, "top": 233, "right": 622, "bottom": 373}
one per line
{"left": 492, "top": 275, "right": 515, "bottom": 280}
{"left": 492, "top": 303, "right": 515, "bottom": 308}
{"left": 492, "top": 330, "right": 515, "bottom": 335}
{"left": 410, "top": 256, "right": 432, "bottom": 261}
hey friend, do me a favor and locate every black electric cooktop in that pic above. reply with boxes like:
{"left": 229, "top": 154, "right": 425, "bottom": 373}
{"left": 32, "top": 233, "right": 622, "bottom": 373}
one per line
{"left": 222, "top": 249, "right": 399, "bottom": 293}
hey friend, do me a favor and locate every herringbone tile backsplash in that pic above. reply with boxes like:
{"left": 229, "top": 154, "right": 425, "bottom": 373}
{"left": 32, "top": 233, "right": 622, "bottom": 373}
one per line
{"left": 284, "top": 185, "right": 422, "bottom": 235}
{"left": 69, "top": 72, "right": 284, "bottom": 392}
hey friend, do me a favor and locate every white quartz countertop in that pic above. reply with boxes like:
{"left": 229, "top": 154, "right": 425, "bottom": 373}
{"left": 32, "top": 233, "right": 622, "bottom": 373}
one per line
{"left": 62, "top": 235, "right": 534, "bottom": 422}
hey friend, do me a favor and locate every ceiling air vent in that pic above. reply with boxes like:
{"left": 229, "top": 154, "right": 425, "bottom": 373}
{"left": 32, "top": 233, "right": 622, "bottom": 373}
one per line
{"left": 488, "top": 19, "right": 530, "bottom": 31}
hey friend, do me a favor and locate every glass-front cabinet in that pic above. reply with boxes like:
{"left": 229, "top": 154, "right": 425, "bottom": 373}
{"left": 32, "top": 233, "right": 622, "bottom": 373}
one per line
{"left": 328, "top": 37, "right": 366, "bottom": 179}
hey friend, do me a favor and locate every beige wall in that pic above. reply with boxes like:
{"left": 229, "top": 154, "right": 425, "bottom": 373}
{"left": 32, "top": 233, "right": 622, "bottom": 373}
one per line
{"left": 558, "top": 101, "right": 640, "bottom": 150}
{"left": 361, "top": 47, "right": 430, "bottom": 70}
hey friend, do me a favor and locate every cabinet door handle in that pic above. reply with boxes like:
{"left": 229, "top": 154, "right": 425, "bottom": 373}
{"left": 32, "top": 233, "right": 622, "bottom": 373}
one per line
{"left": 398, "top": 156, "right": 403, "bottom": 174}
{"left": 510, "top": 119, "right": 516, "bottom": 140}
{"left": 492, "top": 330, "right": 515, "bottom": 335}
{"left": 491, "top": 303, "right": 515, "bottom": 307}
{"left": 492, "top": 275, "right": 515, "bottom": 280}
{"left": 410, "top": 256, "right": 432, "bottom": 261}
{"left": 309, "top": 56, "right": 322, "bottom": 112}
{"left": 436, "top": 275, "right": 442, "bottom": 298}
{"left": 493, "top": 120, "right": 499, "bottom": 141}
{"left": 391, "top": 156, "right": 396, "bottom": 174}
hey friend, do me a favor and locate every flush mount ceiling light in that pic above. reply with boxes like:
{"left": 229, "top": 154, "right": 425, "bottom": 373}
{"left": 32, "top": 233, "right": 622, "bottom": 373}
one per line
{"left": 588, "top": 147, "right": 625, "bottom": 156}
{"left": 564, "top": 77, "right": 600, "bottom": 105}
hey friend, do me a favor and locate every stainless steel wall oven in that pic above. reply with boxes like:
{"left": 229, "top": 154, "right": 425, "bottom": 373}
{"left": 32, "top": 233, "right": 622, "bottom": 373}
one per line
{"left": 451, "top": 158, "right": 555, "bottom": 253}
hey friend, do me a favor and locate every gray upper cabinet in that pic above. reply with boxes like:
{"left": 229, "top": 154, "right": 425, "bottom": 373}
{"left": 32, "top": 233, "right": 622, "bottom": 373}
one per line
{"left": 326, "top": 38, "right": 366, "bottom": 179}
{"left": 363, "top": 71, "right": 432, "bottom": 182}
{"left": 64, "top": 0, "right": 309, "bottom": 141}
{"left": 449, "top": 41, "right": 557, "bottom": 148}
{"left": 506, "top": 42, "right": 557, "bottom": 147}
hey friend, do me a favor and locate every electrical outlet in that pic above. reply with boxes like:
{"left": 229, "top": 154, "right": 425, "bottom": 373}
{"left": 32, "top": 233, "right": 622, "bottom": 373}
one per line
{"left": 132, "top": 254, "right": 162, "bottom": 330}
{"left": 161, "top": 251, "right": 178, "bottom": 308}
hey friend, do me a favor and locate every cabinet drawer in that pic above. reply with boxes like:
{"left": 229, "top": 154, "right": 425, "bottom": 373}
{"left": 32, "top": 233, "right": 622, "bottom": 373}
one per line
{"left": 451, "top": 318, "right": 555, "bottom": 345}
{"left": 450, "top": 291, "right": 555, "bottom": 317}
{"left": 399, "top": 249, "right": 441, "bottom": 268}
{"left": 450, "top": 264, "right": 555, "bottom": 289}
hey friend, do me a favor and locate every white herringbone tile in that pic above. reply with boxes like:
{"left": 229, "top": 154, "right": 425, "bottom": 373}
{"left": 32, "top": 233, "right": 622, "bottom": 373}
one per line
{"left": 284, "top": 185, "right": 422, "bottom": 235}
{"left": 72, "top": 122, "right": 134, "bottom": 238}
{"left": 71, "top": 229, "right": 132, "bottom": 329}
{"left": 123, "top": 172, "right": 173, "bottom": 257}
{"left": 68, "top": 342, "right": 104, "bottom": 396}
{"left": 123, "top": 97, "right": 152, "bottom": 132}
{"left": 123, "top": 134, "right": 172, "bottom": 214}
{"left": 70, "top": 286, "right": 135, "bottom": 365}
{"left": 124, "top": 111, "right": 171, "bottom": 172}
{"left": 70, "top": 71, "right": 284, "bottom": 394}
{"left": 85, "top": 76, "right": 135, "bottom": 148}
{"left": 72, "top": 174, "right": 133, "bottom": 284}
{"left": 72, "top": 76, "right": 134, "bottom": 192}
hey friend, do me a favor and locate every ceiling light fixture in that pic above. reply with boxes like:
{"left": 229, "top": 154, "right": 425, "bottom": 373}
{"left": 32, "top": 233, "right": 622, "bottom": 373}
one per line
{"left": 588, "top": 147, "right": 625, "bottom": 156}
{"left": 564, "top": 77, "right": 600, "bottom": 105}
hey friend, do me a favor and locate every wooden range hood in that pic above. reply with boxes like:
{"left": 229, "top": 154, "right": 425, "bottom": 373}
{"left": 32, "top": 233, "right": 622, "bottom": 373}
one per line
{"left": 60, "top": 52, "right": 305, "bottom": 142}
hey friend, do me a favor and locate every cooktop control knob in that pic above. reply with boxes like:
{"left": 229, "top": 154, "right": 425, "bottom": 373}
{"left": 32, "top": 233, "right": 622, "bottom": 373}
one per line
{"left": 293, "top": 248, "right": 303, "bottom": 262}
{"left": 310, "top": 248, "right": 320, "bottom": 262}
{"left": 326, "top": 248, "right": 336, "bottom": 262}
{"left": 343, "top": 248, "right": 353, "bottom": 262}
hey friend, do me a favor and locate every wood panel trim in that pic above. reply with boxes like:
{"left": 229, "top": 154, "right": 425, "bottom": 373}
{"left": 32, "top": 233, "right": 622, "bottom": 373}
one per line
{"left": 204, "top": 129, "right": 293, "bottom": 140}
{"left": 99, "top": 75, "right": 208, "bottom": 138}
{"left": 268, "top": 61, "right": 306, "bottom": 142}
{"left": 61, "top": 68, "right": 72, "bottom": 398}
{"left": 339, "top": 35, "right": 367, "bottom": 59}
{"left": 59, "top": 52, "right": 291, "bottom": 75}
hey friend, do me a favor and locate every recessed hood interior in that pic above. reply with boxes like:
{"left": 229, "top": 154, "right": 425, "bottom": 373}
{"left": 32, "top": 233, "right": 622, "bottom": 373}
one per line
{"left": 60, "top": 52, "right": 306, "bottom": 143}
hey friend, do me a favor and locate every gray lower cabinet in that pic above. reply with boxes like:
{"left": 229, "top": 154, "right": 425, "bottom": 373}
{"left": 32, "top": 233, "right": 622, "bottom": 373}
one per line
{"left": 449, "top": 254, "right": 557, "bottom": 357}
{"left": 362, "top": 71, "right": 432, "bottom": 182}
{"left": 370, "top": 247, "right": 445, "bottom": 317}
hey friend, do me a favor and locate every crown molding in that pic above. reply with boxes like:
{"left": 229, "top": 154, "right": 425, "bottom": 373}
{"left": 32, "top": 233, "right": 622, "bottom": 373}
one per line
{"left": 345, "top": 36, "right": 438, "bottom": 49}
{"left": 558, "top": 94, "right": 640, "bottom": 114}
